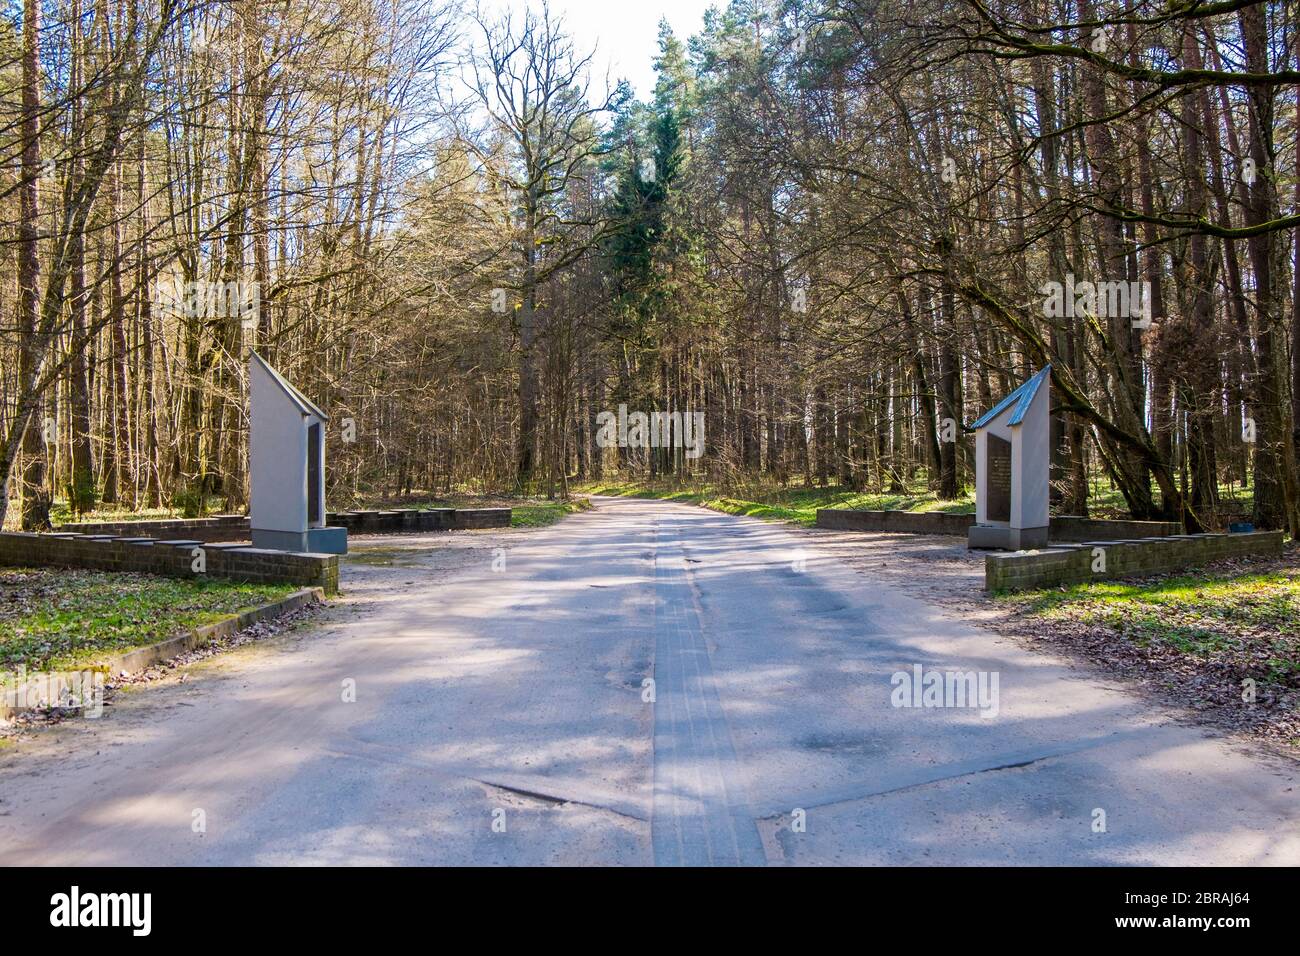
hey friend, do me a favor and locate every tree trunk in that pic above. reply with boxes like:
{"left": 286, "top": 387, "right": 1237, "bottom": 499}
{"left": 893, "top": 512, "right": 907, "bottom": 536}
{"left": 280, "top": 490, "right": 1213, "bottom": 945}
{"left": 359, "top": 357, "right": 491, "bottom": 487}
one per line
{"left": 17, "top": 0, "right": 49, "bottom": 530}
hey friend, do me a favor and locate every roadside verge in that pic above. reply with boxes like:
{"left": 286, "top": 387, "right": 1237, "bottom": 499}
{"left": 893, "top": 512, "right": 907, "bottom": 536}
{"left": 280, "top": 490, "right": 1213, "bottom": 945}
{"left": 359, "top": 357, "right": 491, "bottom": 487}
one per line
{"left": 1, "top": 587, "right": 325, "bottom": 721}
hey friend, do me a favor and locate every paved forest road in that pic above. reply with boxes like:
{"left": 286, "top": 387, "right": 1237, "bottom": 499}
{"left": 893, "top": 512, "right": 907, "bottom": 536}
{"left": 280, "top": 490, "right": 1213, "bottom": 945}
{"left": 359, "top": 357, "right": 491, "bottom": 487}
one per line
{"left": 2, "top": 497, "right": 1297, "bottom": 865}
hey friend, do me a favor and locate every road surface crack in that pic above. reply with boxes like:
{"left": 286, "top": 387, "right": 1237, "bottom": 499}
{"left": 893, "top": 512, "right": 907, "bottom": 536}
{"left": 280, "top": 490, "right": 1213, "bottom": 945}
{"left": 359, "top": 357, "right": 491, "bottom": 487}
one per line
{"left": 474, "top": 777, "right": 648, "bottom": 822}
{"left": 757, "top": 729, "right": 1160, "bottom": 819}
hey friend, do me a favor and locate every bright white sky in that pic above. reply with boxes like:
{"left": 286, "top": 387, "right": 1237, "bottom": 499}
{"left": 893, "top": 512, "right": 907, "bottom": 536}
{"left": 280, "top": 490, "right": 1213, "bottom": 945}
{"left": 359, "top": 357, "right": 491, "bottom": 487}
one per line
{"left": 484, "top": 0, "right": 717, "bottom": 101}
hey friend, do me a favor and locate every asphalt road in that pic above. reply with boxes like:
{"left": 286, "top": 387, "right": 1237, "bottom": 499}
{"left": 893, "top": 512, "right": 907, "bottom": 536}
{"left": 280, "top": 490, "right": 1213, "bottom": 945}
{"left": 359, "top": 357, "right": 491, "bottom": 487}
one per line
{"left": 1, "top": 496, "right": 1297, "bottom": 865}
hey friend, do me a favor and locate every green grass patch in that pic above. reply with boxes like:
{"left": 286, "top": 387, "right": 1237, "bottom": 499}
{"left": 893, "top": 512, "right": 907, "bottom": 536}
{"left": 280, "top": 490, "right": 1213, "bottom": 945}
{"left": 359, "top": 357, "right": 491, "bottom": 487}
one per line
{"left": 511, "top": 497, "right": 594, "bottom": 528}
{"left": 1001, "top": 567, "right": 1300, "bottom": 676}
{"left": 575, "top": 481, "right": 974, "bottom": 527}
{"left": 0, "top": 568, "right": 296, "bottom": 672}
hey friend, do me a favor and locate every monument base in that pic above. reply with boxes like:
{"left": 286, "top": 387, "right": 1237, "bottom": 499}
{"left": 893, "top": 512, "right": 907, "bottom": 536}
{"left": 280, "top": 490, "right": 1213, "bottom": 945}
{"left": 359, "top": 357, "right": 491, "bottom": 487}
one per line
{"left": 967, "top": 524, "right": 1049, "bottom": 551}
{"left": 252, "top": 526, "right": 349, "bottom": 555}
{"left": 307, "top": 526, "right": 348, "bottom": 554}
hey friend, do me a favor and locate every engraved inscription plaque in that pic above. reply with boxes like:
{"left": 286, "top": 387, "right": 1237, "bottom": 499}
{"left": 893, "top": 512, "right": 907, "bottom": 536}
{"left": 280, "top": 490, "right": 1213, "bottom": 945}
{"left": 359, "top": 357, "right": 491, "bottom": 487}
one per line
{"left": 986, "top": 434, "right": 1012, "bottom": 522}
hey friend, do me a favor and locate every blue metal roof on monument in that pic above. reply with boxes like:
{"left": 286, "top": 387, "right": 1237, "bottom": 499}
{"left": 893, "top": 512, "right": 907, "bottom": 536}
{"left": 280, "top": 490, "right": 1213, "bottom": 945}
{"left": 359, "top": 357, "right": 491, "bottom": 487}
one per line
{"left": 969, "top": 366, "right": 1050, "bottom": 431}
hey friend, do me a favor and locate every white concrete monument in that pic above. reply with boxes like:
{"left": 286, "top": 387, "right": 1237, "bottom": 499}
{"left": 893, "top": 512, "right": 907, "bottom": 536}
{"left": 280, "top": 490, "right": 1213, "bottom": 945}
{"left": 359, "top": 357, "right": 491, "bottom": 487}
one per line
{"left": 249, "top": 352, "right": 347, "bottom": 554}
{"left": 967, "top": 366, "right": 1051, "bottom": 551}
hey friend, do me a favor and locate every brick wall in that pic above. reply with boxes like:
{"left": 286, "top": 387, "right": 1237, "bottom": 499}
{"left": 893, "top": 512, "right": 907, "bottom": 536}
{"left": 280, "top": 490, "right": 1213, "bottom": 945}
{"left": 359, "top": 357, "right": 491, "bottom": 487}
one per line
{"left": 984, "top": 531, "right": 1284, "bottom": 591}
{"left": 0, "top": 532, "right": 338, "bottom": 594}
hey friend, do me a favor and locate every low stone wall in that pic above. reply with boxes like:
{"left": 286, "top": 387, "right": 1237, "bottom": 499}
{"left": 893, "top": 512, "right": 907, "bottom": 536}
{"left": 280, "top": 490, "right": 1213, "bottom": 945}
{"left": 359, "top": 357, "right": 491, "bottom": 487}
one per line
{"left": 0, "top": 532, "right": 338, "bottom": 594}
{"left": 815, "top": 509, "right": 1182, "bottom": 541}
{"left": 58, "top": 514, "right": 248, "bottom": 542}
{"left": 449, "top": 508, "right": 513, "bottom": 529}
{"left": 984, "top": 531, "right": 1284, "bottom": 591}
{"left": 1047, "top": 516, "right": 1182, "bottom": 541}
{"left": 815, "top": 509, "right": 975, "bottom": 535}
{"left": 327, "top": 508, "right": 511, "bottom": 532}
{"left": 55, "top": 507, "right": 511, "bottom": 541}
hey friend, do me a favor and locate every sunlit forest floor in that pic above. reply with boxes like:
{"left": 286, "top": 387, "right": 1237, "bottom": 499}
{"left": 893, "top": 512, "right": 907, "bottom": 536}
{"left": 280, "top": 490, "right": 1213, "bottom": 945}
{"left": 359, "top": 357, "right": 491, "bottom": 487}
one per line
{"left": 578, "top": 480, "right": 971, "bottom": 526}
{"left": 575, "top": 475, "right": 1257, "bottom": 529}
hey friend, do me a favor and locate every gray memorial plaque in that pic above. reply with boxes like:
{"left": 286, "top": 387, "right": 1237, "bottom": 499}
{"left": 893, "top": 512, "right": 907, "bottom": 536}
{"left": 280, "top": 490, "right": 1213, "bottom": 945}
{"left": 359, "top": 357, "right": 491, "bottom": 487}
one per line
{"left": 987, "top": 433, "right": 1012, "bottom": 522}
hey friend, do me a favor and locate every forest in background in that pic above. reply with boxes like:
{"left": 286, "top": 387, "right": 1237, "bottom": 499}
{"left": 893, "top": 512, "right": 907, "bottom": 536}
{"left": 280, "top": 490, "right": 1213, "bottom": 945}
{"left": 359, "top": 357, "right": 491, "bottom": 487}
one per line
{"left": 1, "top": 0, "right": 1298, "bottom": 535}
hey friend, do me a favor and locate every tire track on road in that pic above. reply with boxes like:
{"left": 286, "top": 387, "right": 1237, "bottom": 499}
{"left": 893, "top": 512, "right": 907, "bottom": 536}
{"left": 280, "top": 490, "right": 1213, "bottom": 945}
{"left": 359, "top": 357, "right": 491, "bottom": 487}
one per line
{"left": 651, "top": 517, "right": 765, "bottom": 866}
